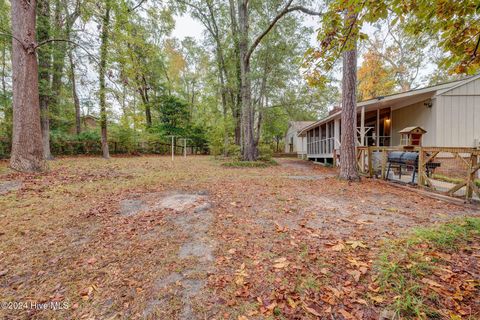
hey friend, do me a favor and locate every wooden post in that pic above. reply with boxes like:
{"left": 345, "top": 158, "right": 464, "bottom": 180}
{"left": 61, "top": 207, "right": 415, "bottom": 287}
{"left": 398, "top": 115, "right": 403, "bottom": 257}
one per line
{"left": 360, "top": 106, "right": 365, "bottom": 146}
{"left": 418, "top": 147, "right": 425, "bottom": 186}
{"left": 368, "top": 147, "right": 373, "bottom": 177}
{"left": 381, "top": 149, "right": 387, "bottom": 179}
{"left": 301, "top": 135, "right": 304, "bottom": 159}
{"left": 466, "top": 154, "right": 478, "bottom": 200}
{"left": 376, "top": 109, "right": 380, "bottom": 146}
{"left": 171, "top": 136, "right": 174, "bottom": 161}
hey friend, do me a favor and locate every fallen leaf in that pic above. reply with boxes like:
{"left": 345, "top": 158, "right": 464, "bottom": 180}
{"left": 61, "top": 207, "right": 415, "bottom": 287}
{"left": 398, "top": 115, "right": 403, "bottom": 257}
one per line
{"left": 329, "top": 242, "right": 346, "bottom": 251}
{"left": 347, "top": 269, "right": 361, "bottom": 282}
{"left": 273, "top": 261, "right": 289, "bottom": 269}
{"left": 346, "top": 240, "right": 367, "bottom": 249}
{"left": 287, "top": 297, "right": 297, "bottom": 309}
{"left": 370, "top": 295, "right": 384, "bottom": 303}
{"left": 421, "top": 278, "right": 444, "bottom": 288}
{"left": 266, "top": 302, "right": 277, "bottom": 310}
{"left": 353, "top": 298, "right": 368, "bottom": 305}
{"left": 339, "top": 309, "right": 354, "bottom": 319}
{"left": 303, "top": 303, "right": 321, "bottom": 316}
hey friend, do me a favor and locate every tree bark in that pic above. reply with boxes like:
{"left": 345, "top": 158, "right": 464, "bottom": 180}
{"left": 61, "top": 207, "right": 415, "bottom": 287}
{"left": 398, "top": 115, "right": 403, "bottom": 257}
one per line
{"left": 238, "top": 0, "right": 256, "bottom": 161}
{"left": 10, "top": 0, "right": 47, "bottom": 172}
{"left": 339, "top": 11, "right": 359, "bottom": 181}
{"left": 49, "top": 0, "right": 65, "bottom": 112}
{"left": 99, "top": 0, "right": 111, "bottom": 159}
{"left": 1, "top": 45, "right": 6, "bottom": 95}
{"left": 139, "top": 75, "right": 151, "bottom": 128}
{"left": 68, "top": 51, "right": 81, "bottom": 135}
{"left": 235, "top": 0, "right": 321, "bottom": 160}
{"left": 229, "top": 0, "right": 242, "bottom": 146}
{"left": 37, "top": 0, "right": 53, "bottom": 159}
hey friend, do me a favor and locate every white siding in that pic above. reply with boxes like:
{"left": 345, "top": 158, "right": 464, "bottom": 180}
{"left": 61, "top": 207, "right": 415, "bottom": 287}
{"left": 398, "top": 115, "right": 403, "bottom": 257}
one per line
{"left": 436, "top": 77, "right": 480, "bottom": 147}
{"left": 391, "top": 100, "right": 436, "bottom": 146}
{"left": 284, "top": 126, "right": 307, "bottom": 154}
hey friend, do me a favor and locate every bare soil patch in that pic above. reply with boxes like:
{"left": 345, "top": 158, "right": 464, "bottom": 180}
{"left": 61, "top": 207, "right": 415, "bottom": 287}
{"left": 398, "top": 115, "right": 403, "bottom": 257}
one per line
{"left": 0, "top": 180, "right": 22, "bottom": 195}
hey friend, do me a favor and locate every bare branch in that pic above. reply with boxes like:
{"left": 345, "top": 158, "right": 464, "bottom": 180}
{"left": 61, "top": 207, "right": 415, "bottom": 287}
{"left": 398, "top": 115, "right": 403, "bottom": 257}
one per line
{"left": 129, "top": 0, "right": 147, "bottom": 12}
{"left": 287, "top": 5, "right": 322, "bottom": 16}
{"left": 0, "top": 31, "right": 27, "bottom": 50}
{"left": 246, "top": 0, "right": 322, "bottom": 62}
{"left": 473, "top": 33, "right": 480, "bottom": 57}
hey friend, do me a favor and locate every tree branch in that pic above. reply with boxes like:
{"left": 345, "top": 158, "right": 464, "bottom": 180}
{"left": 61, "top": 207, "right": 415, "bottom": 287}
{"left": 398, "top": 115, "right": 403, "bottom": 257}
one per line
{"left": 129, "top": 0, "right": 147, "bottom": 12}
{"left": 473, "top": 33, "right": 480, "bottom": 57}
{"left": 0, "top": 31, "right": 27, "bottom": 50}
{"left": 33, "top": 38, "right": 121, "bottom": 92}
{"left": 246, "top": 0, "right": 321, "bottom": 62}
{"left": 35, "top": 38, "right": 78, "bottom": 49}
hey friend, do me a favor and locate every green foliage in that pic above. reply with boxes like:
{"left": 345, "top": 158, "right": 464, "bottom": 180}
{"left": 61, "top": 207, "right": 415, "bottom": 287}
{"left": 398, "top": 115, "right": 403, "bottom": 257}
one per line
{"left": 222, "top": 159, "right": 278, "bottom": 168}
{"left": 306, "top": 0, "right": 480, "bottom": 87}
{"left": 410, "top": 218, "right": 480, "bottom": 249}
{"left": 50, "top": 130, "right": 102, "bottom": 155}
{"left": 257, "top": 144, "right": 273, "bottom": 161}
{"left": 155, "top": 95, "right": 190, "bottom": 136}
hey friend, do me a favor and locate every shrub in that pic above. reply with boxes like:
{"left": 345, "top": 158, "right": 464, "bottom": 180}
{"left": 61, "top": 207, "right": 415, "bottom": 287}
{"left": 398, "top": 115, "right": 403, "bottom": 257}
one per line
{"left": 227, "top": 144, "right": 241, "bottom": 158}
{"left": 222, "top": 159, "right": 278, "bottom": 168}
{"left": 257, "top": 144, "right": 273, "bottom": 161}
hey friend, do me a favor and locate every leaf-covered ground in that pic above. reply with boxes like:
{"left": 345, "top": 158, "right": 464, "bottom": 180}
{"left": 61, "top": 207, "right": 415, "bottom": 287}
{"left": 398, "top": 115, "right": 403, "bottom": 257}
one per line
{"left": 0, "top": 156, "right": 478, "bottom": 319}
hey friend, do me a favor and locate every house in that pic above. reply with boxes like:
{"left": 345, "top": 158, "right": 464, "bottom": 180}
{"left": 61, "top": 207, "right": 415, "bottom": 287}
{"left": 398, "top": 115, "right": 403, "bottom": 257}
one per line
{"left": 69, "top": 115, "right": 99, "bottom": 135}
{"left": 298, "top": 75, "right": 480, "bottom": 163}
{"left": 284, "top": 121, "right": 314, "bottom": 156}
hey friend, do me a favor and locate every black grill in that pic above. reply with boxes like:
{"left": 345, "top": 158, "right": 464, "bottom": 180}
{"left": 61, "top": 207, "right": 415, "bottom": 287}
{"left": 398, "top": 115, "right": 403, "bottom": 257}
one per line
{"left": 386, "top": 151, "right": 440, "bottom": 184}
{"left": 388, "top": 151, "right": 419, "bottom": 166}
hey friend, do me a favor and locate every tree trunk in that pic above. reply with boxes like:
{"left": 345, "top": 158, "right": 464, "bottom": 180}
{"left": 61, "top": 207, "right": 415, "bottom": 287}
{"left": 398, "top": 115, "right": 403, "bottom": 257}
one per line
{"left": 228, "top": 0, "right": 242, "bottom": 145}
{"left": 138, "top": 76, "right": 151, "bottom": 128}
{"left": 238, "top": 0, "right": 257, "bottom": 161}
{"left": 68, "top": 51, "right": 81, "bottom": 135}
{"left": 99, "top": 0, "right": 111, "bottom": 159}
{"left": 339, "top": 11, "right": 359, "bottom": 181}
{"left": 10, "top": 0, "right": 47, "bottom": 172}
{"left": 49, "top": 0, "right": 66, "bottom": 113}
{"left": 213, "top": 42, "right": 229, "bottom": 157}
{"left": 37, "top": 0, "right": 53, "bottom": 159}
{"left": 1, "top": 45, "right": 6, "bottom": 95}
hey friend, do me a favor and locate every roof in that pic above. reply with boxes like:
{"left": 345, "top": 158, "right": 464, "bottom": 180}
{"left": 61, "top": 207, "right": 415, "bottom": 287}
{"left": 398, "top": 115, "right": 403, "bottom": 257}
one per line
{"left": 288, "top": 121, "right": 315, "bottom": 132}
{"left": 398, "top": 126, "right": 427, "bottom": 134}
{"left": 298, "top": 75, "right": 477, "bottom": 136}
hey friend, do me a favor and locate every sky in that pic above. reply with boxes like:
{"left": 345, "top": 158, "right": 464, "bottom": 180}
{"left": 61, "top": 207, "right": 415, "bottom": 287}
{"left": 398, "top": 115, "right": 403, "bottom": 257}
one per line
{"left": 171, "top": 14, "right": 206, "bottom": 40}
{"left": 171, "top": 13, "right": 321, "bottom": 45}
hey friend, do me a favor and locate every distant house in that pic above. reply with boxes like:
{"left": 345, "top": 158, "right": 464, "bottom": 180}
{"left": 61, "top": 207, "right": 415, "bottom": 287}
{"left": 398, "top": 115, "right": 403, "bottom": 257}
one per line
{"left": 298, "top": 74, "right": 480, "bottom": 163}
{"left": 69, "top": 115, "right": 99, "bottom": 135}
{"left": 284, "top": 121, "right": 314, "bottom": 156}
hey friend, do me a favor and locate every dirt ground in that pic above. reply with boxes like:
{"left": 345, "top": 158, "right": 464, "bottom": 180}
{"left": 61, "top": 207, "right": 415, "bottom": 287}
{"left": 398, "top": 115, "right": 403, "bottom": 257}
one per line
{"left": 0, "top": 156, "right": 478, "bottom": 319}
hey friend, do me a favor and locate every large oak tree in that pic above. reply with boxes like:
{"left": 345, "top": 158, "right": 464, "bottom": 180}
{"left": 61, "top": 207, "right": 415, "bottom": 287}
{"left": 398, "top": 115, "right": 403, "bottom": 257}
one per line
{"left": 10, "top": 0, "right": 47, "bottom": 172}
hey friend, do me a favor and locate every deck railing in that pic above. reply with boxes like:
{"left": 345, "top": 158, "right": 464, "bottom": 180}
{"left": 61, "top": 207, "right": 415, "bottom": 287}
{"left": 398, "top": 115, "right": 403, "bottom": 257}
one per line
{"left": 355, "top": 146, "right": 480, "bottom": 202}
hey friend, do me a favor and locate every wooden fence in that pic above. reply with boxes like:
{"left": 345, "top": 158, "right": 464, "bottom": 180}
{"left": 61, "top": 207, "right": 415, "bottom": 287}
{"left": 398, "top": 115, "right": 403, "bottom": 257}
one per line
{"left": 356, "top": 146, "right": 480, "bottom": 202}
